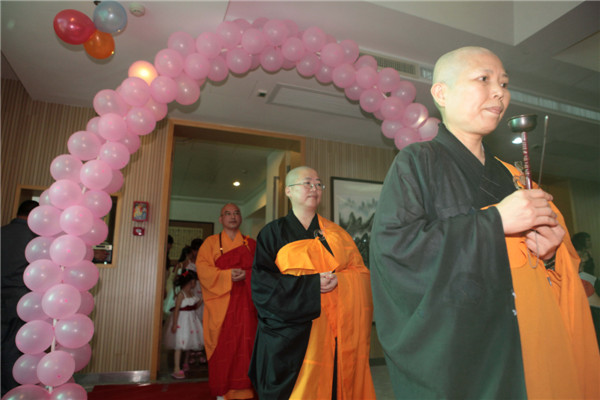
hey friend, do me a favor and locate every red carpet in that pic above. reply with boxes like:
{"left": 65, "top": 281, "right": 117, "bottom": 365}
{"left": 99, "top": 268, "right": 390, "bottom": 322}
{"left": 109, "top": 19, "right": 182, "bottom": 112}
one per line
{"left": 88, "top": 381, "right": 212, "bottom": 400}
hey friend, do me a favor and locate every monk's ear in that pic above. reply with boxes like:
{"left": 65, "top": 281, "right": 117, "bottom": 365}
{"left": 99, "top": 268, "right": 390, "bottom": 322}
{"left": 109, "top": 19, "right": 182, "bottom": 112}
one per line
{"left": 431, "top": 82, "right": 447, "bottom": 107}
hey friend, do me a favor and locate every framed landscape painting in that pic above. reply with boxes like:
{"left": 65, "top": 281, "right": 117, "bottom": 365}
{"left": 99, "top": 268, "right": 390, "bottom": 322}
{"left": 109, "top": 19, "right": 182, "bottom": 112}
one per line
{"left": 330, "top": 177, "right": 383, "bottom": 267}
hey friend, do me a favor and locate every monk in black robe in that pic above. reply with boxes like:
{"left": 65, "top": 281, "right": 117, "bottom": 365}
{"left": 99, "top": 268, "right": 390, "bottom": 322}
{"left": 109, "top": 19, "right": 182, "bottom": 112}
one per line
{"left": 370, "top": 46, "right": 600, "bottom": 399}
{"left": 249, "top": 166, "right": 375, "bottom": 400}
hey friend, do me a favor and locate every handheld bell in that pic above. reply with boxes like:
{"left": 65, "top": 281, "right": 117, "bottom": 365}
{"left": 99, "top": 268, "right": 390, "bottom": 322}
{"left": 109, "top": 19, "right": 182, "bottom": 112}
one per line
{"left": 507, "top": 114, "right": 537, "bottom": 189}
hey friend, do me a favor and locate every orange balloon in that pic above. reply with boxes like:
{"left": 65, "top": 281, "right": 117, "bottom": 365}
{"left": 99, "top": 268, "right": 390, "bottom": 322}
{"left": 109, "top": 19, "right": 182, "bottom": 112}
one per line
{"left": 83, "top": 30, "right": 115, "bottom": 59}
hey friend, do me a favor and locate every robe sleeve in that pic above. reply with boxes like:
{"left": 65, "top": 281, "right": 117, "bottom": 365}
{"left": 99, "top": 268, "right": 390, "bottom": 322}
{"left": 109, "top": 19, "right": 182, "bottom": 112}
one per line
{"left": 369, "top": 150, "right": 526, "bottom": 399}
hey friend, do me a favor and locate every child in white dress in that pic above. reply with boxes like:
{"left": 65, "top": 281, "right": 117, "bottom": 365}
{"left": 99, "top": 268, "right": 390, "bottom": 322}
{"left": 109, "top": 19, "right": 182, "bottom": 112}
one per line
{"left": 163, "top": 269, "right": 203, "bottom": 379}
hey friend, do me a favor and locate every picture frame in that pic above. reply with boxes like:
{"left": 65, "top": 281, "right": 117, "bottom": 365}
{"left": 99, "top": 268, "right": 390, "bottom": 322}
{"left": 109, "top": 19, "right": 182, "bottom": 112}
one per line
{"left": 132, "top": 201, "right": 149, "bottom": 222}
{"left": 330, "top": 177, "right": 383, "bottom": 267}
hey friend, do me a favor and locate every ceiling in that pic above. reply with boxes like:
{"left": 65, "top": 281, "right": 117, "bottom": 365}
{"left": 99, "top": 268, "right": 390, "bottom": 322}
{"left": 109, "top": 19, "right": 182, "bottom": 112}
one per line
{"left": 2, "top": 1, "right": 599, "bottom": 203}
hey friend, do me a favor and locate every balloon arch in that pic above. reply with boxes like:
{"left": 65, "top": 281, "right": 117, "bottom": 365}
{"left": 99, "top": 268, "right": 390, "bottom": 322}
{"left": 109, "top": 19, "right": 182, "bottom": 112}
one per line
{"left": 5, "top": 17, "right": 439, "bottom": 399}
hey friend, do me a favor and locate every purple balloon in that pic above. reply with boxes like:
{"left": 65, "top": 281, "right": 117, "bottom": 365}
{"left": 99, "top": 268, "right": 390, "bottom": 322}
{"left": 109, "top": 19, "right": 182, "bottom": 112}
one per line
{"left": 50, "top": 235, "right": 86, "bottom": 267}
{"left": 54, "top": 314, "right": 94, "bottom": 349}
{"left": 49, "top": 382, "right": 88, "bottom": 400}
{"left": 37, "top": 350, "right": 75, "bottom": 387}
{"left": 80, "top": 159, "right": 113, "bottom": 191}
{"left": 98, "top": 141, "right": 130, "bottom": 170}
{"left": 42, "top": 283, "right": 82, "bottom": 319}
{"left": 68, "top": 130, "right": 102, "bottom": 161}
{"left": 3, "top": 384, "right": 49, "bottom": 400}
{"left": 23, "top": 259, "right": 62, "bottom": 293}
{"left": 60, "top": 205, "right": 94, "bottom": 236}
{"left": 17, "top": 292, "right": 49, "bottom": 322}
{"left": 25, "top": 236, "right": 54, "bottom": 263}
{"left": 13, "top": 352, "right": 45, "bottom": 384}
{"left": 50, "top": 154, "right": 83, "bottom": 182}
{"left": 81, "top": 190, "right": 112, "bottom": 218}
{"left": 79, "top": 218, "right": 109, "bottom": 246}
{"left": 15, "top": 320, "right": 54, "bottom": 354}
{"left": 61, "top": 260, "right": 99, "bottom": 291}
{"left": 48, "top": 180, "right": 83, "bottom": 210}
{"left": 77, "top": 291, "right": 95, "bottom": 315}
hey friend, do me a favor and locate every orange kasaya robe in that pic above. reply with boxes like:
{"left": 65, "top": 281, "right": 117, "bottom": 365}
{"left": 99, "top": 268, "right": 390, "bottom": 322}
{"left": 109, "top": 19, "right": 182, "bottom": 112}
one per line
{"left": 274, "top": 215, "right": 376, "bottom": 400}
{"left": 501, "top": 161, "right": 600, "bottom": 399}
{"left": 196, "top": 231, "right": 257, "bottom": 400}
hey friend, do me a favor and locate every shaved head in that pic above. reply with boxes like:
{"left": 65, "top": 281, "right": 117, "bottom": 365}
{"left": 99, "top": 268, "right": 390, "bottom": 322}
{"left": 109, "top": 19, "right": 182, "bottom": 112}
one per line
{"left": 220, "top": 203, "right": 240, "bottom": 215}
{"left": 432, "top": 46, "right": 496, "bottom": 87}
{"left": 285, "top": 166, "right": 317, "bottom": 186}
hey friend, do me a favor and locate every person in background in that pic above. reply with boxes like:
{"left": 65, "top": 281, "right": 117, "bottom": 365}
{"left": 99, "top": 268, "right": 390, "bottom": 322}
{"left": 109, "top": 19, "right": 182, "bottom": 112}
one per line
{"left": 370, "top": 46, "right": 600, "bottom": 399}
{"left": 163, "top": 269, "right": 203, "bottom": 379}
{"left": 249, "top": 166, "right": 375, "bottom": 400}
{"left": 166, "top": 234, "right": 174, "bottom": 270}
{"left": 1, "top": 200, "right": 39, "bottom": 396}
{"left": 196, "top": 204, "right": 257, "bottom": 400}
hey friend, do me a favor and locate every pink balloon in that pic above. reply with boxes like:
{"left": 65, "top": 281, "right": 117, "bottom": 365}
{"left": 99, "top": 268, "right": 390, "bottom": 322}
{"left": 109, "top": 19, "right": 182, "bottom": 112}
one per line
{"left": 394, "top": 127, "right": 420, "bottom": 150}
{"left": 42, "top": 283, "right": 82, "bottom": 319}
{"left": 402, "top": 102, "right": 429, "bottom": 128}
{"left": 77, "top": 291, "right": 95, "bottom": 315}
{"left": 55, "top": 344, "right": 91, "bottom": 372}
{"left": 27, "top": 205, "right": 63, "bottom": 236}
{"left": 86, "top": 117, "right": 103, "bottom": 139}
{"left": 175, "top": 74, "right": 201, "bottom": 105}
{"left": 79, "top": 218, "right": 109, "bottom": 246}
{"left": 3, "top": 384, "right": 49, "bottom": 400}
{"left": 25, "top": 236, "right": 54, "bottom": 263}
{"left": 168, "top": 31, "right": 196, "bottom": 56}
{"left": 241, "top": 28, "right": 267, "bottom": 55}
{"left": 37, "top": 350, "right": 75, "bottom": 387}
{"left": 340, "top": 39, "right": 359, "bottom": 64}
{"left": 97, "top": 113, "right": 127, "bottom": 141}
{"left": 144, "top": 97, "right": 168, "bottom": 122}
{"left": 50, "top": 154, "right": 82, "bottom": 182}
{"left": 207, "top": 55, "right": 229, "bottom": 82}
{"left": 378, "top": 68, "right": 401, "bottom": 93}
{"left": 23, "top": 259, "right": 62, "bottom": 293}
{"left": 283, "top": 19, "right": 299, "bottom": 37}
{"left": 98, "top": 141, "right": 130, "bottom": 169}
{"left": 39, "top": 189, "right": 52, "bottom": 206}
{"left": 381, "top": 120, "right": 404, "bottom": 139}
{"left": 48, "top": 180, "right": 83, "bottom": 210}
{"left": 332, "top": 63, "right": 356, "bottom": 88}
{"left": 82, "top": 190, "right": 112, "bottom": 218}
{"left": 302, "top": 26, "right": 326, "bottom": 52}
{"left": 103, "top": 169, "right": 123, "bottom": 194}
{"left": 196, "top": 31, "right": 223, "bottom": 59}
{"left": 233, "top": 18, "right": 252, "bottom": 32}
{"left": 15, "top": 320, "right": 54, "bottom": 354}
{"left": 419, "top": 117, "right": 440, "bottom": 141}
{"left": 252, "top": 17, "right": 268, "bottom": 29}
{"left": 49, "top": 382, "right": 88, "bottom": 400}
{"left": 281, "top": 37, "right": 305, "bottom": 62}
{"left": 68, "top": 130, "right": 102, "bottom": 161}
{"left": 315, "top": 64, "right": 333, "bottom": 84}
{"left": 260, "top": 47, "right": 284, "bottom": 72}
{"left": 263, "top": 19, "right": 289, "bottom": 46}
{"left": 359, "top": 88, "right": 385, "bottom": 113}
{"left": 119, "top": 130, "right": 141, "bottom": 154}
{"left": 344, "top": 84, "right": 363, "bottom": 101}
{"left": 393, "top": 80, "right": 417, "bottom": 104}
{"left": 296, "top": 53, "right": 321, "bottom": 77}
{"left": 93, "top": 89, "right": 129, "bottom": 116}
{"left": 282, "top": 58, "right": 295, "bottom": 70}
{"left": 61, "top": 260, "right": 99, "bottom": 291}
{"left": 59, "top": 205, "right": 94, "bottom": 236}
{"left": 17, "top": 292, "right": 49, "bottom": 322}
{"left": 216, "top": 21, "right": 243, "bottom": 50}
{"left": 355, "top": 66, "right": 379, "bottom": 89}
{"left": 54, "top": 314, "right": 94, "bottom": 349}
{"left": 321, "top": 42, "right": 345, "bottom": 68}
{"left": 13, "top": 352, "right": 45, "bottom": 385}
{"left": 226, "top": 48, "right": 252, "bottom": 75}
{"left": 50, "top": 235, "right": 87, "bottom": 267}
{"left": 184, "top": 53, "right": 211, "bottom": 81}
{"left": 80, "top": 159, "right": 113, "bottom": 190}
{"left": 149, "top": 75, "right": 177, "bottom": 103}
{"left": 118, "top": 77, "right": 151, "bottom": 107}
{"left": 380, "top": 96, "right": 406, "bottom": 121}
{"left": 84, "top": 246, "right": 94, "bottom": 262}
{"left": 250, "top": 54, "right": 261, "bottom": 71}
{"left": 354, "top": 54, "right": 378, "bottom": 70}
{"left": 154, "top": 48, "right": 184, "bottom": 78}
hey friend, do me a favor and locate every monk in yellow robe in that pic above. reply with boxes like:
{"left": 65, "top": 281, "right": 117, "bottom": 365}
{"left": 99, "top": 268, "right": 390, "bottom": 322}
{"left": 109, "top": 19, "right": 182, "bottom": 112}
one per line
{"left": 196, "top": 203, "right": 257, "bottom": 400}
{"left": 249, "top": 166, "right": 376, "bottom": 400}
{"left": 370, "top": 46, "right": 600, "bottom": 399}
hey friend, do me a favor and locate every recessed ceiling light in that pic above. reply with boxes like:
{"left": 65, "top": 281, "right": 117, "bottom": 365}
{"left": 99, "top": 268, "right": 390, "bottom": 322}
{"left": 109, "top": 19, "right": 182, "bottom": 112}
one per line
{"left": 233, "top": 181, "right": 241, "bottom": 187}
{"left": 512, "top": 137, "right": 523, "bottom": 144}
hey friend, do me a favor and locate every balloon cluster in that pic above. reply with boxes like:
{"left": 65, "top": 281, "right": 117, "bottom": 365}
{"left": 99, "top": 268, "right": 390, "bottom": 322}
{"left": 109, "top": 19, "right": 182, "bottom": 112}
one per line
{"left": 53, "top": 1, "right": 127, "bottom": 60}
{"left": 6, "top": 17, "right": 441, "bottom": 399}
